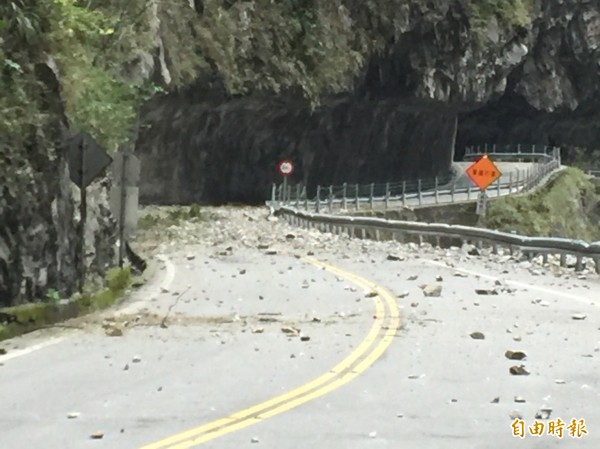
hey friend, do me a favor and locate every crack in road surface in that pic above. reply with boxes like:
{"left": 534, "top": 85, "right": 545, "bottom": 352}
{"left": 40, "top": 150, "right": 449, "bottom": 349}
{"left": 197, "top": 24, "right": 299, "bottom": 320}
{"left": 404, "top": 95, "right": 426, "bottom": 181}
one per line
{"left": 139, "top": 257, "right": 401, "bottom": 449}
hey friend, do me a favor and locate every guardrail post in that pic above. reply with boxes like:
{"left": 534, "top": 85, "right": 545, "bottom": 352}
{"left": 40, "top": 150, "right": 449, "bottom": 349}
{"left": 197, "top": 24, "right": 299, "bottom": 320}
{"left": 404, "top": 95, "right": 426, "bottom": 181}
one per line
{"left": 575, "top": 256, "right": 583, "bottom": 272}
{"left": 295, "top": 184, "right": 300, "bottom": 208}
{"left": 369, "top": 183, "right": 374, "bottom": 209}
{"left": 287, "top": 184, "right": 292, "bottom": 204}
{"left": 451, "top": 182, "right": 455, "bottom": 203}
{"left": 434, "top": 176, "right": 439, "bottom": 204}
{"left": 496, "top": 177, "right": 501, "bottom": 197}
{"left": 328, "top": 185, "right": 333, "bottom": 211}
{"left": 508, "top": 172, "right": 513, "bottom": 193}
{"left": 316, "top": 185, "right": 321, "bottom": 213}
{"left": 303, "top": 187, "right": 308, "bottom": 210}
{"left": 517, "top": 144, "right": 521, "bottom": 154}
{"left": 402, "top": 181, "right": 406, "bottom": 206}
{"left": 560, "top": 253, "right": 566, "bottom": 267}
{"left": 355, "top": 184, "right": 360, "bottom": 210}
{"left": 361, "top": 228, "right": 366, "bottom": 239}
{"left": 595, "top": 258, "right": 600, "bottom": 275}
{"left": 342, "top": 183, "right": 347, "bottom": 210}
{"left": 418, "top": 179, "right": 422, "bottom": 205}
{"left": 385, "top": 182, "right": 390, "bottom": 209}
{"left": 467, "top": 182, "right": 472, "bottom": 201}
{"left": 271, "top": 183, "right": 276, "bottom": 204}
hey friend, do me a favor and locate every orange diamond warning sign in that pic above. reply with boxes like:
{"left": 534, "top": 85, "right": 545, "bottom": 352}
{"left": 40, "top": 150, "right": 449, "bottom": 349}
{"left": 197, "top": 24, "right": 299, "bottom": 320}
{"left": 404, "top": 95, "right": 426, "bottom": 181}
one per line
{"left": 466, "top": 155, "right": 502, "bottom": 190}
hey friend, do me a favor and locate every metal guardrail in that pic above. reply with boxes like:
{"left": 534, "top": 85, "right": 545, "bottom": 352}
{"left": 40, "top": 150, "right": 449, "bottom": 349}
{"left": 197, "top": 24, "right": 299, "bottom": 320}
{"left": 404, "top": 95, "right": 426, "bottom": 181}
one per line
{"left": 464, "top": 144, "right": 560, "bottom": 160}
{"left": 275, "top": 206, "right": 600, "bottom": 274}
{"left": 588, "top": 170, "right": 600, "bottom": 179}
{"left": 270, "top": 157, "right": 561, "bottom": 212}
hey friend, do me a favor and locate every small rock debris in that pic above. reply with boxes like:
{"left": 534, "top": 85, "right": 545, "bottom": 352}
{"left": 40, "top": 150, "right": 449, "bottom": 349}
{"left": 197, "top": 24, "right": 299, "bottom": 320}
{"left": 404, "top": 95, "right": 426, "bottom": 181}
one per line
{"left": 470, "top": 332, "right": 485, "bottom": 340}
{"left": 509, "top": 365, "right": 530, "bottom": 376}
{"left": 421, "top": 284, "right": 442, "bottom": 297}
{"left": 505, "top": 350, "right": 527, "bottom": 361}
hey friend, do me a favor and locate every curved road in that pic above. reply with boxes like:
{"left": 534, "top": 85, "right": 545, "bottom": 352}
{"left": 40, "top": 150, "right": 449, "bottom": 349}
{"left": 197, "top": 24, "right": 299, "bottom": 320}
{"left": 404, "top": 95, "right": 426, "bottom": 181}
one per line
{"left": 0, "top": 207, "right": 598, "bottom": 449}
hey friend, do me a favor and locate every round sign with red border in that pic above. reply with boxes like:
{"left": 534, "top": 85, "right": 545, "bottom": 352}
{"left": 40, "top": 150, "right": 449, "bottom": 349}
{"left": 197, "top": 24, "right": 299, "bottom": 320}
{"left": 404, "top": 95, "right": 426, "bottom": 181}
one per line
{"left": 277, "top": 159, "right": 294, "bottom": 176}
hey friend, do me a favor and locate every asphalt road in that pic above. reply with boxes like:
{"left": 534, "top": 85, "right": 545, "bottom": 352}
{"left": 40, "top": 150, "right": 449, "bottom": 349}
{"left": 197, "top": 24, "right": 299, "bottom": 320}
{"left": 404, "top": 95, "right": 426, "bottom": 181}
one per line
{"left": 1, "top": 208, "right": 598, "bottom": 449}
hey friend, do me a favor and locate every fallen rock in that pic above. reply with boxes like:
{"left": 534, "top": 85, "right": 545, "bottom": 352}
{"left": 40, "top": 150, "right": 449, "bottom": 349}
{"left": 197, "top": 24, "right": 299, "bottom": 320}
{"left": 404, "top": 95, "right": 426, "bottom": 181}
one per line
{"left": 509, "top": 365, "right": 530, "bottom": 376}
{"left": 365, "top": 291, "right": 378, "bottom": 298}
{"left": 467, "top": 247, "right": 480, "bottom": 256}
{"left": 509, "top": 410, "right": 523, "bottom": 420}
{"left": 490, "top": 397, "right": 500, "bottom": 404}
{"left": 535, "top": 408, "right": 552, "bottom": 420}
{"left": 421, "top": 284, "right": 442, "bottom": 297}
{"left": 251, "top": 327, "right": 264, "bottom": 334}
{"left": 105, "top": 326, "right": 123, "bottom": 337}
{"left": 514, "top": 396, "right": 526, "bottom": 403}
{"left": 186, "top": 254, "right": 196, "bottom": 260}
{"left": 407, "top": 275, "right": 418, "bottom": 281}
{"left": 300, "top": 335, "right": 310, "bottom": 342}
{"left": 475, "top": 288, "right": 498, "bottom": 295}
{"left": 387, "top": 254, "right": 405, "bottom": 261}
{"left": 505, "top": 350, "right": 527, "bottom": 360}
{"left": 555, "top": 379, "right": 566, "bottom": 384}
{"left": 67, "top": 412, "right": 80, "bottom": 419}
{"left": 435, "top": 275, "right": 443, "bottom": 282}
{"left": 0, "top": 348, "right": 6, "bottom": 355}
{"left": 90, "top": 432, "right": 104, "bottom": 439}
{"left": 470, "top": 332, "right": 485, "bottom": 340}
{"left": 572, "top": 313, "right": 587, "bottom": 320}
{"left": 251, "top": 437, "right": 259, "bottom": 443}
{"left": 281, "top": 327, "right": 300, "bottom": 336}
{"left": 132, "top": 356, "right": 142, "bottom": 363}
{"left": 397, "top": 291, "right": 410, "bottom": 298}
{"left": 453, "top": 272, "right": 468, "bottom": 278}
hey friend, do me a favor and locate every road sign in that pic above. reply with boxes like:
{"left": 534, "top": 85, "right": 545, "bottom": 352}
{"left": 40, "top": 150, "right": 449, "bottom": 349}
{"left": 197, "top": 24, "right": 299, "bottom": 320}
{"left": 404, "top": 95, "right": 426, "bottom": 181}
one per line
{"left": 66, "top": 132, "right": 112, "bottom": 189}
{"left": 277, "top": 159, "right": 294, "bottom": 176}
{"left": 466, "top": 155, "right": 502, "bottom": 190}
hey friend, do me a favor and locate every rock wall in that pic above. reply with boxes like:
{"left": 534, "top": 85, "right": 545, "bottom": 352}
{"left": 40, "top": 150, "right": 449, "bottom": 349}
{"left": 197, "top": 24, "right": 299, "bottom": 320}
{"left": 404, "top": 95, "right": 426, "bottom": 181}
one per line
{"left": 0, "top": 61, "right": 117, "bottom": 306}
{"left": 136, "top": 0, "right": 600, "bottom": 205}
{"left": 457, "top": 0, "right": 600, "bottom": 154}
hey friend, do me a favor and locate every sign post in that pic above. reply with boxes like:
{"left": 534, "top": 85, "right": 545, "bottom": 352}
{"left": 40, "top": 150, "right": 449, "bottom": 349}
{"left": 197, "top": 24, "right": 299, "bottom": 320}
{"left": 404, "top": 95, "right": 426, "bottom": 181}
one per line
{"left": 66, "top": 132, "right": 112, "bottom": 291}
{"left": 465, "top": 155, "right": 502, "bottom": 217}
{"left": 276, "top": 159, "right": 294, "bottom": 204}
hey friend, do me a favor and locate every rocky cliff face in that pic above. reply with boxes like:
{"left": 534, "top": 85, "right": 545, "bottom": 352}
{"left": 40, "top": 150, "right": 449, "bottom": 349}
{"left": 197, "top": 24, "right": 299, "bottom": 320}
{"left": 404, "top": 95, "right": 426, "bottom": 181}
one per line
{"left": 0, "top": 60, "right": 116, "bottom": 306}
{"left": 136, "top": 0, "right": 600, "bottom": 204}
{"left": 457, "top": 0, "right": 600, "bottom": 155}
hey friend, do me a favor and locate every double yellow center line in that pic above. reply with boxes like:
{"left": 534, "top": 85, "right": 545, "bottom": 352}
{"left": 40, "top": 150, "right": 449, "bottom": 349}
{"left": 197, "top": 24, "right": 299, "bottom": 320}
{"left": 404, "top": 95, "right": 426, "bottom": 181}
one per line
{"left": 140, "top": 257, "right": 401, "bottom": 449}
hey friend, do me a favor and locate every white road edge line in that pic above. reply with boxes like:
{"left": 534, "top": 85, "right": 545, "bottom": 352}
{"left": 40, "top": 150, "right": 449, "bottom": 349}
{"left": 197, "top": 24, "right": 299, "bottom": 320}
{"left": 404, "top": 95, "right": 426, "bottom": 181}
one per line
{"left": 158, "top": 255, "right": 176, "bottom": 292}
{"left": 1, "top": 256, "right": 177, "bottom": 362}
{"left": 119, "top": 254, "right": 176, "bottom": 315}
{"left": 425, "top": 259, "right": 597, "bottom": 306}
{"left": 0, "top": 337, "right": 65, "bottom": 363}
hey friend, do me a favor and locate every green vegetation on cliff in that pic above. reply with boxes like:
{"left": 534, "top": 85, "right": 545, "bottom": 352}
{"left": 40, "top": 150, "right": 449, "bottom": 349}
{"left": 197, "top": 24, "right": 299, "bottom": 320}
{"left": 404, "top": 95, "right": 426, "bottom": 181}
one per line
{"left": 467, "top": 0, "right": 536, "bottom": 31}
{"left": 1, "top": 0, "right": 538, "bottom": 161}
{"left": 482, "top": 168, "right": 600, "bottom": 241}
